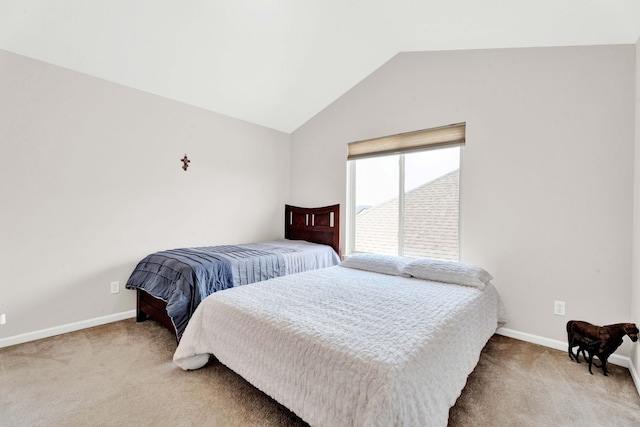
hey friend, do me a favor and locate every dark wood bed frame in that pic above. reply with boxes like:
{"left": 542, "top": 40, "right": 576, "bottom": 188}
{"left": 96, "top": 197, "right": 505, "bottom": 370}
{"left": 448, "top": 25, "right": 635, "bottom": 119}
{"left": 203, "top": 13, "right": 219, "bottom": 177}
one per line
{"left": 135, "top": 204, "right": 341, "bottom": 339}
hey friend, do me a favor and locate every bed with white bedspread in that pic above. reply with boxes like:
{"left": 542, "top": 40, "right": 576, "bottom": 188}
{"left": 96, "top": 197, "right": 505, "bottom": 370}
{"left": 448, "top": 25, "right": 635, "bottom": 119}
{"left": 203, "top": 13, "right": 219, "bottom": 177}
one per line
{"left": 174, "top": 254, "right": 506, "bottom": 427}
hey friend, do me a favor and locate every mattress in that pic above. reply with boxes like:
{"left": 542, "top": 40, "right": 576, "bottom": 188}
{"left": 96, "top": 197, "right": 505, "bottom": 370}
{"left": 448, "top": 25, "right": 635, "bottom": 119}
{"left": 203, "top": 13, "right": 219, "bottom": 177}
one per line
{"left": 174, "top": 264, "right": 506, "bottom": 427}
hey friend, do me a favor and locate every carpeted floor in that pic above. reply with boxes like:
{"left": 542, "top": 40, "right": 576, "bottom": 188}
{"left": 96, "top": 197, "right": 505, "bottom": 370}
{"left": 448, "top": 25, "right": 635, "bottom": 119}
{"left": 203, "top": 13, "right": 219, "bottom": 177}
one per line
{"left": 1, "top": 319, "right": 639, "bottom": 426}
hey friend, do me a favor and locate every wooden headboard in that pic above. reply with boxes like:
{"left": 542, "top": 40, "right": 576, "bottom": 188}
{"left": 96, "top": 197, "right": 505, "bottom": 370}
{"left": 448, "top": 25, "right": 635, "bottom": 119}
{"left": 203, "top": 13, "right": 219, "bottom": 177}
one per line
{"left": 285, "top": 204, "right": 340, "bottom": 257}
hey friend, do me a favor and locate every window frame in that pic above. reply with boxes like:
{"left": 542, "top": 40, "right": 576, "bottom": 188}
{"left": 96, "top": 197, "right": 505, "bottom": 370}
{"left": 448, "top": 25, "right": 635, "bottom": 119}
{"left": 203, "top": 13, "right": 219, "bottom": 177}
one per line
{"left": 346, "top": 138, "right": 463, "bottom": 259}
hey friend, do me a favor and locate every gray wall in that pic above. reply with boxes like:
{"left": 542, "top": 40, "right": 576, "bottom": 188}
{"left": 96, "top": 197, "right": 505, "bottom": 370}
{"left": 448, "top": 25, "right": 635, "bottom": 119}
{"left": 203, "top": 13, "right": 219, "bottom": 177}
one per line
{"left": 291, "top": 46, "right": 636, "bottom": 351}
{"left": 0, "top": 50, "right": 291, "bottom": 340}
{"left": 632, "top": 38, "right": 640, "bottom": 372}
{"left": 2, "top": 44, "right": 637, "bottom": 361}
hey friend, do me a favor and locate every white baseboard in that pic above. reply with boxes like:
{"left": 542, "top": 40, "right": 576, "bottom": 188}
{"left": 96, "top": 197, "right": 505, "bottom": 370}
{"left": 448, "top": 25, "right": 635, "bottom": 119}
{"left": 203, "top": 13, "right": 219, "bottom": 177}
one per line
{"left": 0, "top": 310, "right": 136, "bottom": 349}
{"left": 497, "top": 327, "right": 640, "bottom": 397}
{"left": 2, "top": 316, "right": 638, "bottom": 396}
{"left": 629, "top": 357, "right": 640, "bottom": 395}
{"left": 496, "top": 327, "right": 630, "bottom": 368}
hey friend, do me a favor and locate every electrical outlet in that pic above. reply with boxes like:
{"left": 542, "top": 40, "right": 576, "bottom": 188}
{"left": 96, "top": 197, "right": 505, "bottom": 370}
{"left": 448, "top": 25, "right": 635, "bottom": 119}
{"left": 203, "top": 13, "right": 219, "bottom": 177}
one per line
{"left": 110, "top": 281, "right": 120, "bottom": 294}
{"left": 0, "top": 314, "right": 5, "bottom": 325}
{"left": 554, "top": 300, "right": 566, "bottom": 316}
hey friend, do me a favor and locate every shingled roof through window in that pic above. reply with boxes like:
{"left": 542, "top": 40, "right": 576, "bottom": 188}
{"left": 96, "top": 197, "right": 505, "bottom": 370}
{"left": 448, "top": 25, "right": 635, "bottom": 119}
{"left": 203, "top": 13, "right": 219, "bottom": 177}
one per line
{"left": 355, "top": 169, "right": 459, "bottom": 260}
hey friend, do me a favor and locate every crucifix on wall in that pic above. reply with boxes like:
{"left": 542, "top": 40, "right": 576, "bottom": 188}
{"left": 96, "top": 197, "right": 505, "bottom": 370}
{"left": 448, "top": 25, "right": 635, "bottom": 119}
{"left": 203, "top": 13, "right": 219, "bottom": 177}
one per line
{"left": 181, "top": 154, "right": 190, "bottom": 171}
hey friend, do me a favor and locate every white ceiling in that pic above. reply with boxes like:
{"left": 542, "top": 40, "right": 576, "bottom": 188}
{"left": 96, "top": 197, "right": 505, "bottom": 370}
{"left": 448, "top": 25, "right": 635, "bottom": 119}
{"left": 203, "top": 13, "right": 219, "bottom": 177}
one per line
{"left": 1, "top": 1, "right": 639, "bottom": 133}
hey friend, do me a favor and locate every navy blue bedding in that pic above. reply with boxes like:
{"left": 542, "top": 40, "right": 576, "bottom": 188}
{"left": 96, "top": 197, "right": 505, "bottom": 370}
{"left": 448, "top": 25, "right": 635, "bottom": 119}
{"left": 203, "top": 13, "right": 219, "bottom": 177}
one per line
{"left": 126, "top": 245, "right": 286, "bottom": 340}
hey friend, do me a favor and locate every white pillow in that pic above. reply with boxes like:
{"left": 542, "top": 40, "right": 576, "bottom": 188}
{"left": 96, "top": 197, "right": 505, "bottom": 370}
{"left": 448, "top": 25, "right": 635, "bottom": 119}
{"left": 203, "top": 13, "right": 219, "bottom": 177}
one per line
{"left": 340, "top": 253, "right": 410, "bottom": 276}
{"left": 402, "top": 258, "right": 493, "bottom": 289}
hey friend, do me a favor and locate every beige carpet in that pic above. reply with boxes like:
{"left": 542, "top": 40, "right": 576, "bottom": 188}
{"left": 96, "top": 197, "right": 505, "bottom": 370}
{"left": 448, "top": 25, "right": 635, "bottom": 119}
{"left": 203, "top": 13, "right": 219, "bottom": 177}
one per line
{"left": 1, "top": 319, "right": 639, "bottom": 426}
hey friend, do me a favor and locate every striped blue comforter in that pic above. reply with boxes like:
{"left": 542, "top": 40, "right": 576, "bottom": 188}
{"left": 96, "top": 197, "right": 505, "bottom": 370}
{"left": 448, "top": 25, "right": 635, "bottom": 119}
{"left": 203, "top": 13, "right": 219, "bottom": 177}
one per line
{"left": 126, "top": 240, "right": 339, "bottom": 339}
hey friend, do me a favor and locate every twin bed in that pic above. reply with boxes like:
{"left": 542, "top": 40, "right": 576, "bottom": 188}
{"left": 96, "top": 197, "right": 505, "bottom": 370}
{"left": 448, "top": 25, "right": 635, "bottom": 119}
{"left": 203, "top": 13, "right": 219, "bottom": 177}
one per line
{"left": 127, "top": 204, "right": 506, "bottom": 426}
{"left": 126, "top": 204, "right": 341, "bottom": 340}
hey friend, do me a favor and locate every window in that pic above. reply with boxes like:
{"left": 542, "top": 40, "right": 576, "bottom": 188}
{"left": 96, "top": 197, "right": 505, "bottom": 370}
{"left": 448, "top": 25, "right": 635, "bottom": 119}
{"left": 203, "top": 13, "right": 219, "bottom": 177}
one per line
{"left": 346, "top": 123, "right": 464, "bottom": 261}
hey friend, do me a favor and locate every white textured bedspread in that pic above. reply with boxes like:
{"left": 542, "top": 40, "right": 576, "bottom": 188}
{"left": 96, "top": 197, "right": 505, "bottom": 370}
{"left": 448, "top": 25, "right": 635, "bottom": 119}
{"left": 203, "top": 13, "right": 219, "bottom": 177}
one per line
{"left": 174, "top": 265, "right": 506, "bottom": 427}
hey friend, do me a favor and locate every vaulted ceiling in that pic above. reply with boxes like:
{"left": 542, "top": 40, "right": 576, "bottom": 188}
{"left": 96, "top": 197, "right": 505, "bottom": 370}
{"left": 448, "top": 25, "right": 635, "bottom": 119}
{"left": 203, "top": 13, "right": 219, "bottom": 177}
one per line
{"left": 2, "top": 1, "right": 639, "bottom": 133}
